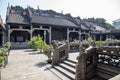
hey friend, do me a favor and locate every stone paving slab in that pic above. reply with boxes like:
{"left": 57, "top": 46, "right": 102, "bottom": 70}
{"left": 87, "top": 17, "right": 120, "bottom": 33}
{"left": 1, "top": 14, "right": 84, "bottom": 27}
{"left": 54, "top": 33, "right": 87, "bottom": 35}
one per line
{"left": 1, "top": 49, "right": 61, "bottom": 80}
{"left": 69, "top": 52, "right": 79, "bottom": 62}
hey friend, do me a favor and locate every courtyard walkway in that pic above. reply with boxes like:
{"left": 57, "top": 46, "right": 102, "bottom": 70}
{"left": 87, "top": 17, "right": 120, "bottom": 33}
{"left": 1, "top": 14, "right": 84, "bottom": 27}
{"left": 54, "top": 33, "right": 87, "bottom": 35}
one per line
{"left": 1, "top": 49, "right": 61, "bottom": 80}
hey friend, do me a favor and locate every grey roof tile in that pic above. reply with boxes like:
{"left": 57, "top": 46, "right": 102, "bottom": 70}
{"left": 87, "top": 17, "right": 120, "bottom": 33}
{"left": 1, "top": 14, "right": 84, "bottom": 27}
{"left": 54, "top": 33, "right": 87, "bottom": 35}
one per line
{"left": 73, "top": 18, "right": 89, "bottom": 30}
{"left": 31, "top": 16, "right": 79, "bottom": 28}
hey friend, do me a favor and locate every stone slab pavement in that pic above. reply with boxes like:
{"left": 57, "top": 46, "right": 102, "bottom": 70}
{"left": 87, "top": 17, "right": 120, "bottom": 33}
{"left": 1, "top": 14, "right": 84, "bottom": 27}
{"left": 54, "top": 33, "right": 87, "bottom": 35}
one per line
{"left": 69, "top": 52, "right": 79, "bottom": 62}
{"left": 1, "top": 49, "right": 61, "bottom": 80}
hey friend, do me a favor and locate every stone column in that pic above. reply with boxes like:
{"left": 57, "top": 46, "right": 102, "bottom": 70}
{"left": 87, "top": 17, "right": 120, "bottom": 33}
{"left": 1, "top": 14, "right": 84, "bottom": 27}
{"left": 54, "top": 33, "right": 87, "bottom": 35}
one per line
{"left": 84, "top": 33, "right": 87, "bottom": 40}
{"left": 49, "top": 27, "right": 51, "bottom": 44}
{"left": 88, "top": 31, "right": 90, "bottom": 37}
{"left": 79, "top": 30, "right": 81, "bottom": 42}
{"left": 30, "top": 25, "right": 33, "bottom": 40}
{"left": 100, "top": 35, "right": 102, "bottom": 41}
{"left": 2, "top": 31, "right": 4, "bottom": 44}
{"left": 106, "top": 35, "right": 108, "bottom": 40}
{"left": 94, "top": 35, "right": 96, "bottom": 41}
{"left": 67, "top": 28, "right": 69, "bottom": 42}
{"left": 8, "top": 25, "right": 10, "bottom": 42}
{"left": 44, "top": 30, "right": 46, "bottom": 42}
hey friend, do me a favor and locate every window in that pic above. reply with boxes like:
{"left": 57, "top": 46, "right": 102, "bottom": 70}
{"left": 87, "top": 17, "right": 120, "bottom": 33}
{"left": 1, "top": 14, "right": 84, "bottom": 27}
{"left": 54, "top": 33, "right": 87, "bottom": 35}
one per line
{"left": 16, "top": 36, "right": 24, "bottom": 42}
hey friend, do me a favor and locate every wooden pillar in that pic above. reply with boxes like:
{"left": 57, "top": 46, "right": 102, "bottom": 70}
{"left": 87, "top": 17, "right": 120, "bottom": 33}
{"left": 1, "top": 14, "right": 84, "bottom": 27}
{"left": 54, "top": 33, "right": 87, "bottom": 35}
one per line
{"left": 67, "top": 28, "right": 69, "bottom": 42}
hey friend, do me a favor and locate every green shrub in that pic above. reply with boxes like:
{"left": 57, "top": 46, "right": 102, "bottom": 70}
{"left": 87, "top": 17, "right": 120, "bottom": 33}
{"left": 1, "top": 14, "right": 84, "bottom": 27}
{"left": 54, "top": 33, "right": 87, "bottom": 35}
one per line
{"left": 28, "top": 35, "right": 48, "bottom": 53}
{"left": 73, "top": 39, "right": 79, "bottom": 43}
{"left": 3, "top": 42, "right": 11, "bottom": 49}
{"left": 43, "top": 45, "right": 53, "bottom": 58}
{"left": 87, "top": 37, "right": 94, "bottom": 43}
{"left": 0, "top": 48, "right": 8, "bottom": 56}
{"left": 0, "top": 56, "right": 4, "bottom": 67}
{"left": 95, "top": 41, "right": 104, "bottom": 46}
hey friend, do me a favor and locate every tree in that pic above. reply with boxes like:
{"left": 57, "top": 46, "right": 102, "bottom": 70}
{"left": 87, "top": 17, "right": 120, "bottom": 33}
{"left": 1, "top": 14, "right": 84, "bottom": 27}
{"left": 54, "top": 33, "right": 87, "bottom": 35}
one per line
{"left": 29, "top": 35, "right": 47, "bottom": 53}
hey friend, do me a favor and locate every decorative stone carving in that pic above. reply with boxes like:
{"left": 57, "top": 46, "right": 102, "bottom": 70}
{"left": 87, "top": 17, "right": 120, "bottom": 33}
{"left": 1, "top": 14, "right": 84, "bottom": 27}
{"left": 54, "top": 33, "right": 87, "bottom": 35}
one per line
{"left": 76, "top": 43, "right": 86, "bottom": 80}
{"left": 52, "top": 43, "right": 68, "bottom": 66}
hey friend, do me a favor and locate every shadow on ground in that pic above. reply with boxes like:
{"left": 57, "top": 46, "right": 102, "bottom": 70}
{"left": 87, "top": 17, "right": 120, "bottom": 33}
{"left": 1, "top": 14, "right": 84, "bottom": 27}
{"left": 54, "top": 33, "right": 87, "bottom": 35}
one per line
{"left": 24, "top": 49, "right": 37, "bottom": 52}
{"left": 35, "top": 61, "right": 48, "bottom": 68}
{"left": 29, "top": 52, "right": 40, "bottom": 55}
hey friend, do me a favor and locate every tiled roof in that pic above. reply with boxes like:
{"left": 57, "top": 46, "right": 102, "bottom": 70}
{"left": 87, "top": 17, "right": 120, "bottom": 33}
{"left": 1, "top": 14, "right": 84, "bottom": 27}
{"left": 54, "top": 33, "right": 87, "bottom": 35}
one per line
{"left": 73, "top": 17, "right": 89, "bottom": 30}
{"left": 87, "top": 22, "right": 106, "bottom": 31}
{"left": 31, "top": 15, "right": 79, "bottom": 28}
{"left": 6, "top": 14, "right": 30, "bottom": 25}
{"left": 81, "top": 25, "right": 89, "bottom": 30}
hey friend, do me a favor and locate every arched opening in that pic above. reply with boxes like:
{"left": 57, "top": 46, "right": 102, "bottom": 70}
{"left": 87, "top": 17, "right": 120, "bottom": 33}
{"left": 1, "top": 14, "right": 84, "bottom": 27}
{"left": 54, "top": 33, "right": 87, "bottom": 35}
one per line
{"left": 69, "top": 32, "right": 79, "bottom": 42}
{"left": 32, "top": 30, "right": 50, "bottom": 44}
{"left": 10, "top": 31, "right": 30, "bottom": 42}
{"left": 81, "top": 34, "right": 89, "bottom": 41}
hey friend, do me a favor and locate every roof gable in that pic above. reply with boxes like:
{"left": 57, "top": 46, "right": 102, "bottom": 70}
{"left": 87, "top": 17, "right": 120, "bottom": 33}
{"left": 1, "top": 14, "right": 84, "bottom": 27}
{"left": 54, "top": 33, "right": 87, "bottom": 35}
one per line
{"left": 6, "top": 14, "right": 30, "bottom": 25}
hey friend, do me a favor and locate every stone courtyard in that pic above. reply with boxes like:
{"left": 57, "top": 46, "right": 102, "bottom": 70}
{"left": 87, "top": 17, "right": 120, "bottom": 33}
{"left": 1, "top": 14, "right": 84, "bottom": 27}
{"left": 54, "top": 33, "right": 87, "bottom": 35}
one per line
{"left": 1, "top": 49, "right": 61, "bottom": 80}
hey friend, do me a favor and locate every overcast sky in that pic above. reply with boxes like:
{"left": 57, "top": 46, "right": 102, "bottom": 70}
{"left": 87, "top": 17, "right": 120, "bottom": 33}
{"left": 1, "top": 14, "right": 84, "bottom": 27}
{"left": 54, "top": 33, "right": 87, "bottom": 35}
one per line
{"left": 0, "top": 0, "right": 120, "bottom": 23}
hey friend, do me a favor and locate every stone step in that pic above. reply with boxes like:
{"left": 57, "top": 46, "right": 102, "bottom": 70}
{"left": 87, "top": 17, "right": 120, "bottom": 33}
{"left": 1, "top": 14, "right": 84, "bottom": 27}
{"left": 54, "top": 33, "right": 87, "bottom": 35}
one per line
{"left": 53, "top": 65, "right": 75, "bottom": 80}
{"left": 63, "top": 60, "right": 76, "bottom": 68}
{"left": 49, "top": 67, "right": 71, "bottom": 80}
{"left": 89, "top": 76, "right": 107, "bottom": 80}
{"left": 67, "top": 59, "right": 77, "bottom": 64}
{"left": 46, "top": 64, "right": 71, "bottom": 80}
{"left": 58, "top": 63, "right": 76, "bottom": 74}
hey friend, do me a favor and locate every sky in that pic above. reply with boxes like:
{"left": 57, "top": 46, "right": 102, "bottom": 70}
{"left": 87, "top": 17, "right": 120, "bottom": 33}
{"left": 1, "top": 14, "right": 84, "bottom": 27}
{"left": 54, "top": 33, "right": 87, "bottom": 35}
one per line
{"left": 0, "top": 0, "right": 120, "bottom": 24}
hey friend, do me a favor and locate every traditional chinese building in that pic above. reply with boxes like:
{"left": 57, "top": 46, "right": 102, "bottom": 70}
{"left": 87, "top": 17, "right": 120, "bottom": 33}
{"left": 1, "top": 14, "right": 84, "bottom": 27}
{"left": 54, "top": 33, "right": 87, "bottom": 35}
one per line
{"left": 5, "top": 5, "right": 120, "bottom": 48}
{"left": 6, "top": 6, "right": 91, "bottom": 48}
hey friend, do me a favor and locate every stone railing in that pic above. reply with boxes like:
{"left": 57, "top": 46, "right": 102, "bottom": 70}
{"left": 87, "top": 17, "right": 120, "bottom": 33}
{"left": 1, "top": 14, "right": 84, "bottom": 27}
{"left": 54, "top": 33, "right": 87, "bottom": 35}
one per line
{"left": 52, "top": 43, "right": 68, "bottom": 66}
{"left": 76, "top": 46, "right": 120, "bottom": 80}
{"left": 96, "top": 47, "right": 120, "bottom": 79}
{"left": 104, "top": 41, "right": 120, "bottom": 47}
{"left": 68, "top": 42, "right": 79, "bottom": 52}
{"left": 75, "top": 45, "right": 96, "bottom": 80}
{"left": 68, "top": 42, "right": 89, "bottom": 53}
